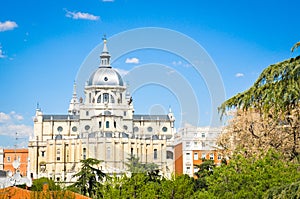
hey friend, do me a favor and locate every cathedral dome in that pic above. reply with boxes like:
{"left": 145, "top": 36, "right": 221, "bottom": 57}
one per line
{"left": 88, "top": 67, "right": 124, "bottom": 86}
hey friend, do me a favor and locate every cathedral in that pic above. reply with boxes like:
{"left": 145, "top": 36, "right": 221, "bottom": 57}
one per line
{"left": 28, "top": 38, "right": 176, "bottom": 182}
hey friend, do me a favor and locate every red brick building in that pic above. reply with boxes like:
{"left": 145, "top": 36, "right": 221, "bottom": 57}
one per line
{"left": 3, "top": 149, "right": 29, "bottom": 176}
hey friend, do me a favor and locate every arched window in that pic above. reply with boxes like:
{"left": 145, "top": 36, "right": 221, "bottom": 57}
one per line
{"left": 99, "top": 121, "right": 102, "bottom": 128}
{"left": 56, "top": 149, "right": 61, "bottom": 161}
{"left": 114, "top": 121, "right": 116, "bottom": 128}
{"left": 103, "top": 93, "right": 109, "bottom": 103}
{"left": 83, "top": 148, "right": 86, "bottom": 160}
{"left": 154, "top": 149, "right": 158, "bottom": 160}
{"left": 106, "top": 121, "right": 109, "bottom": 128}
{"left": 110, "top": 95, "right": 115, "bottom": 103}
{"left": 97, "top": 95, "right": 101, "bottom": 103}
{"left": 166, "top": 151, "right": 173, "bottom": 159}
{"left": 89, "top": 93, "right": 91, "bottom": 103}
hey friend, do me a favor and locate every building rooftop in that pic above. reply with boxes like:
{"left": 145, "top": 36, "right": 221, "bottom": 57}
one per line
{"left": 133, "top": 114, "right": 170, "bottom": 121}
{"left": 43, "top": 115, "right": 79, "bottom": 121}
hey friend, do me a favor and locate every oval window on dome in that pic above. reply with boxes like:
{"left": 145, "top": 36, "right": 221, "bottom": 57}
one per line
{"left": 133, "top": 127, "right": 139, "bottom": 133}
{"left": 123, "top": 125, "right": 128, "bottom": 130}
{"left": 84, "top": 125, "right": 90, "bottom": 131}
{"left": 104, "top": 77, "right": 108, "bottom": 81}
{"left": 57, "top": 126, "right": 63, "bottom": 132}
{"left": 72, "top": 126, "right": 77, "bottom": 132}
{"left": 162, "top": 127, "right": 168, "bottom": 132}
{"left": 147, "top": 127, "right": 153, "bottom": 132}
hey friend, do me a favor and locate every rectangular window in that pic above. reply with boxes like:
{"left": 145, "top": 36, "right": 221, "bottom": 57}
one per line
{"left": 194, "top": 152, "right": 198, "bottom": 160}
{"left": 7, "top": 156, "right": 10, "bottom": 162}
{"left": 57, "top": 149, "right": 61, "bottom": 161}
{"left": 83, "top": 148, "right": 86, "bottom": 160}
{"left": 202, "top": 153, "right": 206, "bottom": 160}
{"left": 210, "top": 153, "right": 214, "bottom": 160}
{"left": 41, "top": 151, "right": 45, "bottom": 157}
{"left": 194, "top": 142, "right": 197, "bottom": 146}
{"left": 120, "top": 94, "right": 122, "bottom": 103}
{"left": 99, "top": 121, "right": 102, "bottom": 128}
{"left": 86, "top": 111, "right": 89, "bottom": 116}
{"left": 194, "top": 166, "right": 199, "bottom": 173}
{"left": 186, "top": 152, "right": 190, "bottom": 160}
{"left": 124, "top": 111, "right": 126, "bottom": 116}
{"left": 154, "top": 149, "right": 158, "bottom": 160}
{"left": 186, "top": 142, "right": 190, "bottom": 147}
{"left": 166, "top": 151, "right": 173, "bottom": 159}
{"left": 218, "top": 154, "right": 222, "bottom": 160}
{"left": 202, "top": 142, "right": 205, "bottom": 148}
{"left": 66, "top": 150, "right": 69, "bottom": 162}
{"left": 186, "top": 166, "right": 191, "bottom": 173}
{"left": 201, "top": 133, "right": 205, "bottom": 138}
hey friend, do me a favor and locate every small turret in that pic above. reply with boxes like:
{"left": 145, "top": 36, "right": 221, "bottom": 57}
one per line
{"left": 68, "top": 82, "right": 80, "bottom": 115}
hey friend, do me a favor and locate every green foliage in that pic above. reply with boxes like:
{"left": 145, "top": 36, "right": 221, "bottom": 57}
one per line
{"left": 125, "top": 154, "right": 159, "bottom": 175}
{"left": 194, "top": 159, "right": 215, "bottom": 189}
{"left": 160, "top": 174, "right": 195, "bottom": 199}
{"left": 67, "top": 152, "right": 300, "bottom": 198}
{"left": 291, "top": 41, "right": 300, "bottom": 52}
{"left": 70, "top": 158, "right": 106, "bottom": 198}
{"left": 31, "top": 177, "right": 60, "bottom": 191}
{"left": 219, "top": 56, "right": 300, "bottom": 116}
{"left": 219, "top": 55, "right": 300, "bottom": 160}
{"left": 205, "top": 150, "right": 300, "bottom": 198}
{"left": 265, "top": 181, "right": 300, "bottom": 199}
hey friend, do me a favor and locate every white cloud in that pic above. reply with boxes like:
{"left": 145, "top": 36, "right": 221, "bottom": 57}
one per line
{"left": 125, "top": 57, "right": 139, "bottom": 64}
{"left": 172, "top": 60, "right": 191, "bottom": 68}
{"left": 0, "top": 20, "right": 18, "bottom": 32}
{"left": 0, "top": 124, "right": 32, "bottom": 137}
{"left": 235, "top": 73, "right": 244, "bottom": 78}
{"left": 0, "top": 112, "right": 31, "bottom": 137}
{"left": 0, "top": 112, "right": 11, "bottom": 123}
{"left": 115, "top": 68, "right": 129, "bottom": 77}
{"left": 65, "top": 10, "right": 100, "bottom": 21}
{"left": 172, "top": 61, "right": 182, "bottom": 66}
{"left": 13, "top": 114, "right": 24, "bottom": 121}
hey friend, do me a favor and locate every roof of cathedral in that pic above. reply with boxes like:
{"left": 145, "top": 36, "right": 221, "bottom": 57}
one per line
{"left": 87, "top": 37, "right": 124, "bottom": 87}
{"left": 43, "top": 115, "right": 79, "bottom": 121}
{"left": 133, "top": 114, "right": 171, "bottom": 121}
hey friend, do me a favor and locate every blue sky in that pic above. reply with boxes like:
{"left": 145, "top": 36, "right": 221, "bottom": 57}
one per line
{"left": 0, "top": 0, "right": 299, "bottom": 148}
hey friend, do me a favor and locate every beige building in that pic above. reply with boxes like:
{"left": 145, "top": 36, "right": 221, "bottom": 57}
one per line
{"left": 174, "top": 125, "right": 223, "bottom": 177}
{"left": 28, "top": 38, "right": 175, "bottom": 182}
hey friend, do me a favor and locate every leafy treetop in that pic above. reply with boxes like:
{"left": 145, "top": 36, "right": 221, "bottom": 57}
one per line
{"left": 219, "top": 55, "right": 300, "bottom": 116}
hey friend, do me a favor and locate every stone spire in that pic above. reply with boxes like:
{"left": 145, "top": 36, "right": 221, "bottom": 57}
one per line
{"left": 99, "top": 35, "right": 111, "bottom": 68}
{"left": 68, "top": 82, "right": 80, "bottom": 115}
{"left": 168, "top": 106, "right": 175, "bottom": 122}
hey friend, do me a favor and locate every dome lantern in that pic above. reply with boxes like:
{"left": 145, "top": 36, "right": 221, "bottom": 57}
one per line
{"left": 87, "top": 36, "right": 124, "bottom": 87}
{"left": 99, "top": 35, "right": 111, "bottom": 68}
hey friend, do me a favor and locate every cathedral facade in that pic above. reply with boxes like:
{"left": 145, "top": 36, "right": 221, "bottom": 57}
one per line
{"left": 28, "top": 39, "right": 176, "bottom": 182}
